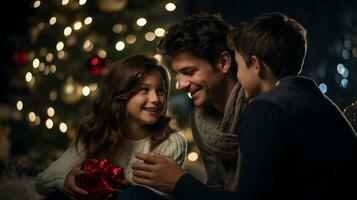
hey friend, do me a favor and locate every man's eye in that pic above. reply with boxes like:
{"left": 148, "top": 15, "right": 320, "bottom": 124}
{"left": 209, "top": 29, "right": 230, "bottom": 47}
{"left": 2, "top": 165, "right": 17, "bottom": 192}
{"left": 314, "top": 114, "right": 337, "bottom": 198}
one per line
{"left": 183, "top": 69, "right": 195, "bottom": 75}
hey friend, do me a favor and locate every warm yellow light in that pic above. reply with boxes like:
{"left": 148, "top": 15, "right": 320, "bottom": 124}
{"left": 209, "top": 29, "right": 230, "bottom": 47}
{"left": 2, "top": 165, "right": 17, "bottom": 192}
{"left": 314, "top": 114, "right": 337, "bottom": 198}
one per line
{"left": 126, "top": 35, "right": 136, "bottom": 44}
{"left": 50, "top": 64, "right": 56, "bottom": 73}
{"left": 79, "top": 0, "right": 87, "bottom": 5}
{"left": 64, "top": 26, "right": 72, "bottom": 36}
{"left": 112, "top": 24, "right": 124, "bottom": 33}
{"left": 33, "top": 58, "right": 40, "bottom": 68}
{"left": 46, "top": 53, "right": 54, "bottom": 62}
{"left": 188, "top": 152, "right": 199, "bottom": 161}
{"left": 56, "top": 41, "right": 64, "bottom": 51}
{"left": 154, "top": 28, "right": 165, "bottom": 37}
{"left": 73, "top": 21, "right": 82, "bottom": 30}
{"left": 49, "top": 91, "right": 58, "bottom": 101}
{"left": 25, "top": 72, "right": 33, "bottom": 82}
{"left": 136, "top": 18, "right": 147, "bottom": 27}
{"left": 115, "top": 41, "right": 125, "bottom": 51}
{"left": 47, "top": 107, "right": 55, "bottom": 117}
{"left": 49, "top": 17, "right": 57, "bottom": 25}
{"left": 46, "top": 119, "right": 54, "bottom": 129}
{"left": 83, "top": 40, "right": 93, "bottom": 52}
{"left": 38, "top": 63, "right": 45, "bottom": 71}
{"left": 16, "top": 101, "right": 23, "bottom": 111}
{"left": 62, "top": 0, "right": 69, "bottom": 5}
{"left": 28, "top": 112, "right": 36, "bottom": 122}
{"left": 89, "top": 83, "right": 98, "bottom": 91}
{"left": 57, "top": 51, "right": 66, "bottom": 60}
{"left": 165, "top": 3, "right": 176, "bottom": 11}
{"left": 59, "top": 122, "right": 68, "bottom": 133}
{"left": 34, "top": 116, "right": 41, "bottom": 126}
{"left": 154, "top": 54, "right": 162, "bottom": 62}
{"left": 82, "top": 86, "right": 90, "bottom": 96}
{"left": 145, "top": 32, "right": 156, "bottom": 41}
{"left": 34, "top": 0, "right": 41, "bottom": 8}
{"left": 84, "top": 17, "right": 93, "bottom": 25}
{"left": 98, "top": 49, "right": 107, "bottom": 58}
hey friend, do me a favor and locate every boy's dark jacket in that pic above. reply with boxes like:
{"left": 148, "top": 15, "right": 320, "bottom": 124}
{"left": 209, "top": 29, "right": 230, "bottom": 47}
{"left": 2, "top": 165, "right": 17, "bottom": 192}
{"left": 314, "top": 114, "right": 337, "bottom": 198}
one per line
{"left": 174, "top": 76, "right": 357, "bottom": 200}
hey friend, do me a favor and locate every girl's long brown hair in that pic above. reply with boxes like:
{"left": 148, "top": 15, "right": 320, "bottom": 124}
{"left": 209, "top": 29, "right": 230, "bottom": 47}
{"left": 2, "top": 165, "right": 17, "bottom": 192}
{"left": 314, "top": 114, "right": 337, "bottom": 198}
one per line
{"left": 75, "top": 54, "right": 176, "bottom": 161}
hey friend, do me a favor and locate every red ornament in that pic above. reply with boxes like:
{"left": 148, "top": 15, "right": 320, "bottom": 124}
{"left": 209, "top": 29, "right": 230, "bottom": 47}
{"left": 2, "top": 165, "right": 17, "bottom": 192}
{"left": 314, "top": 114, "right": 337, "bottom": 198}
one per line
{"left": 88, "top": 55, "right": 107, "bottom": 76}
{"left": 11, "top": 51, "right": 29, "bottom": 68}
{"left": 76, "top": 159, "right": 125, "bottom": 200}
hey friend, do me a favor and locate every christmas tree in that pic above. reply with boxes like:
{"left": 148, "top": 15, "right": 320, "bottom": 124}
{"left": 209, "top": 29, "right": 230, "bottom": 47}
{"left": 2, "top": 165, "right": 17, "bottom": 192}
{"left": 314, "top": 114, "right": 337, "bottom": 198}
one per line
{"left": 8, "top": 0, "right": 193, "bottom": 166}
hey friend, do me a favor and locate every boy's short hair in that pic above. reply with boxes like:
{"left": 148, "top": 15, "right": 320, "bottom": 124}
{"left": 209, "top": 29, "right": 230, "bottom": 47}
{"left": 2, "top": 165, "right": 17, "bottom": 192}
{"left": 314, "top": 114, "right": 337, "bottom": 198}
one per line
{"left": 158, "top": 12, "right": 236, "bottom": 73}
{"left": 229, "top": 12, "right": 307, "bottom": 78}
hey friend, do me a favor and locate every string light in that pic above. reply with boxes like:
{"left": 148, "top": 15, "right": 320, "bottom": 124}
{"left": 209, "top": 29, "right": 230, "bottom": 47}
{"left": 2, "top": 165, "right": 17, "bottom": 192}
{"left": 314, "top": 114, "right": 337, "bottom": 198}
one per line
{"left": 16, "top": 101, "right": 23, "bottom": 111}
{"left": 59, "top": 122, "right": 68, "bottom": 133}
{"left": 165, "top": 3, "right": 176, "bottom": 11}
{"left": 25, "top": 72, "right": 33, "bottom": 82}
{"left": 79, "top": 0, "right": 87, "bottom": 5}
{"left": 115, "top": 41, "right": 125, "bottom": 51}
{"left": 136, "top": 18, "right": 147, "bottom": 27}
{"left": 82, "top": 86, "right": 90, "bottom": 96}
{"left": 50, "top": 64, "right": 56, "bottom": 73}
{"left": 84, "top": 17, "right": 93, "bottom": 25}
{"left": 126, "top": 35, "right": 136, "bottom": 44}
{"left": 33, "top": 58, "right": 40, "bottom": 68}
{"left": 28, "top": 112, "right": 36, "bottom": 122}
{"left": 145, "top": 32, "right": 155, "bottom": 41}
{"left": 62, "top": 0, "right": 69, "bottom": 6}
{"left": 98, "top": 49, "right": 107, "bottom": 58}
{"left": 46, "top": 53, "right": 54, "bottom": 62}
{"left": 45, "top": 119, "right": 54, "bottom": 129}
{"left": 56, "top": 41, "right": 64, "bottom": 51}
{"left": 154, "top": 54, "right": 162, "bottom": 62}
{"left": 154, "top": 28, "right": 165, "bottom": 37}
{"left": 64, "top": 26, "right": 72, "bottom": 36}
{"left": 49, "top": 17, "right": 57, "bottom": 25}
{"left": 34, "top": 1, "right": 41, "bottom": 8}
{"left": 73, "top": 21, "right": 82, "bottom": 30}
{"left": 57, "top": 51, "right": 66, "bottom": 60}
{"left": 83, "top": 39, "right": 93, "bottom": 52}
{"left": 47, "top": 107, "right": 55, "bottom": 117}
{"left": 49, "top": 91, "right": 58, "bottom": 101}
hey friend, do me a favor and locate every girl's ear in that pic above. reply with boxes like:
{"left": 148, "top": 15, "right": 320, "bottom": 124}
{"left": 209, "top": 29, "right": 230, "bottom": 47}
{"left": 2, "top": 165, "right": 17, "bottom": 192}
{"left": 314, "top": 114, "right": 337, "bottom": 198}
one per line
{"left": 217, "top": 51, "right": 232, "bottom": 74}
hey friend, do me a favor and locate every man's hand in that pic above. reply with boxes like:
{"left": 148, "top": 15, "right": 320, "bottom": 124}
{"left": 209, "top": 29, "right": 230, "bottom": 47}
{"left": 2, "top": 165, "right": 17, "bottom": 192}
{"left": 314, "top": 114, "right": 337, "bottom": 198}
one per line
{"left": 132, "top": 153, "right": 185, "bottom": 193}
{"left": 63, "top": 169, "right": 88, "bottom": 200}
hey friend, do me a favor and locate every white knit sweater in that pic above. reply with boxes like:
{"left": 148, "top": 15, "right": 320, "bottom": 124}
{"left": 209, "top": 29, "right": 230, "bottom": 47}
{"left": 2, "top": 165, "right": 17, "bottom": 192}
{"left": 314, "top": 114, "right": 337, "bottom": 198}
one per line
{"left": 35, "top": 131, "right": 187, "bottom": 196}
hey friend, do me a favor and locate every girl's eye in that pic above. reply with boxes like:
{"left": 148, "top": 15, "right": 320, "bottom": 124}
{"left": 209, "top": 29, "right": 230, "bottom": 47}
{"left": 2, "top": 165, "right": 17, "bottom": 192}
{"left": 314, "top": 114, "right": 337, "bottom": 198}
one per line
{"left": 140, "top": 87, "right": 149, "bottom": 93}
{"left": 158, "top": 87, "right": 166, "bottom": 95}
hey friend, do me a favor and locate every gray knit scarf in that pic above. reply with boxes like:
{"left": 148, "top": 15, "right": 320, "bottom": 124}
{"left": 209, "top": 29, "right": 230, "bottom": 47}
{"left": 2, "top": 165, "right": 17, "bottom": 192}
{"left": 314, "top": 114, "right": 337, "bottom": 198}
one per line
{"left": 194, "top": 83, "right": 247, "bottom": 190}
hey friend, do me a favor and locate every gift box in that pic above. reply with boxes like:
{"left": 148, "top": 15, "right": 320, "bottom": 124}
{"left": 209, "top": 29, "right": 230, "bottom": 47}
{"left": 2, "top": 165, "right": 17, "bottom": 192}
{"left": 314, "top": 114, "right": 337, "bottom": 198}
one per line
{"left": 76, "top": 159, "right": 125, "bottom": 200}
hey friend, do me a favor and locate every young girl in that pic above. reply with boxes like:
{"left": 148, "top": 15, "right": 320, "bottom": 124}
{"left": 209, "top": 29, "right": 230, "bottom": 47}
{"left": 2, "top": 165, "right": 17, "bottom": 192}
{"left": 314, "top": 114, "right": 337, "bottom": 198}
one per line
{"left": 35, "top": 54, "right": 187, "bottom": 199}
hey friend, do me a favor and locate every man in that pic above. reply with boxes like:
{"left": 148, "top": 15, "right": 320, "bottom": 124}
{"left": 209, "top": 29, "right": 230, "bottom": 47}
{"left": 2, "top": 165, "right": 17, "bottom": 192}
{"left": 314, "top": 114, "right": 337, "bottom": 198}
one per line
{"left": 129, "top": 12, "right": 357, "bottom": 200}
{"left": 155, "top": 12, "right": 246, "bottom": 191}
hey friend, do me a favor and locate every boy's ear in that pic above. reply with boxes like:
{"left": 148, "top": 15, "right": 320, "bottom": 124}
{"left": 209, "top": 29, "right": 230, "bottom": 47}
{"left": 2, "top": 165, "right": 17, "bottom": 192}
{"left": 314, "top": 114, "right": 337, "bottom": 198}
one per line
{"left": 217, "top": 51, "right": 232, "bottom": 74}
{"left": 250, "top": 55, "right": 265, "bottom": 78}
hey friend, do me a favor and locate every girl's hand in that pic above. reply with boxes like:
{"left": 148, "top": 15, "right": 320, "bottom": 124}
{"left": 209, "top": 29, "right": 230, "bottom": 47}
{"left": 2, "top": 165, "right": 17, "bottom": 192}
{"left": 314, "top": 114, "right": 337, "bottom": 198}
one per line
{"left": 63, "top": 169, "right": 88, "bottom": 200}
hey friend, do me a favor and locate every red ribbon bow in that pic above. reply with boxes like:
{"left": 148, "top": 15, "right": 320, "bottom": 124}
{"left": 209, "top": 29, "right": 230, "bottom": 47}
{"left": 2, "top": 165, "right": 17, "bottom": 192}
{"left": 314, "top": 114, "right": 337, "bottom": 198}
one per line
{"left": 76, "top": 159, "right": 125, "bottom": 200}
